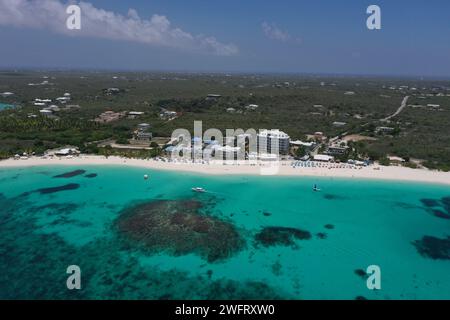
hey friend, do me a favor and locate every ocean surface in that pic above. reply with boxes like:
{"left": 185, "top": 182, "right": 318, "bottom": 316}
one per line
{"left": 0, "top": 165, "right": 449, "bottom": 300}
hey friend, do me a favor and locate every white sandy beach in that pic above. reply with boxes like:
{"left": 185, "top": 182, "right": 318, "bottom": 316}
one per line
{"left": 1, "top": 155, "right": 450, "bottom": 186}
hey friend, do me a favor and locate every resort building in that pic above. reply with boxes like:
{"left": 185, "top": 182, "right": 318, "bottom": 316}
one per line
{"left": 245, "top": 104, "right": 259, "bottom": 110}
{"left": 134, "top": 123, "right": 152, "bottom": 142}
{"left": 332, "top": 121, "right": 347, "bottom": 127}
{"left": 39, "top": 109, "right": 53, "bottom": 116}
{"left": 35, "top": 98, "right": 52, "bottom": 103}
{"left": 327, "top": 144, "right": 349, "bottom": 155}
{"left": 128, "top": 111, "right": 145, "bottom": 119}
{"left": 45, "top": 147, "right": 80, "bottom": 157}
{"left": 258, "top": 153, "right": 280, "bottom": 162}
{"left": 209, "top": 145, "right": 243, "bottom": 161}
{"left": 45, "top": 105, "right": 60, "bottom": 112}
{"left": 104, "top": 88, "right": 121, "bottom": 95}
{"left": 257, "top": 129, "right": 291, "bottom": 155}
{"left": 56, "top": 97, "right": 70, "bottom": 102}
{"left": 159, "top": 109, "right": 178, "bottom": 121}
{"left": 375, "top": 126, "right": 395, "bottom": 134}
{"left": 314, "top": 132, "right": 324, "bottom": 140}
{"left": 206, "top": 94, "right": 222, "bottom": 101}
{"left": 314, "top": 154, "right": 334, "bottom": 162}
{"left": 388, "top": 156, "right": 406, "bottom": 165}
{"left": 95, "top": 111, "right": 126, "bottom": 123}
{"left": 290, "top": 140, "right": 315, "bottom": 148}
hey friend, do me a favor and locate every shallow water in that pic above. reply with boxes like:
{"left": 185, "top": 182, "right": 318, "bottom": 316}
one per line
{"left": 0, "top": 165, "right": 449, "bottom": 300}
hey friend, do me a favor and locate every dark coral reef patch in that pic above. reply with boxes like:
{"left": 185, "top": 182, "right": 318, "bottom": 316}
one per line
{"left": 53, "top": 170, "right": 86, "bottom": 178}
{"left": 420, "top": 196, "right": 450, "bottom": 220}
{"left": 254, "top": 227, "right": 311, "bottom": 248}
{"left": 84, "top": 173, "right": 98, "bottom": 178}
{"left": 22, "top": 183, "right": 80, "bottom": 196}
{"left": 316, "top": 232, "right": 327, "bottom": 239}
{"left": 413, "top": 235, "right": 450, "bottom": 260}
{"left": 323, "top": 194, "right": 347, "bottom": 200}
{"left": 116, "top": 200, "right": 245, "bottom": 262}
{"left": 0, "top": 193, "right": 286, "bottom": 299}
{"left": 354, "top": 269, "right": 367, "bottom": 279}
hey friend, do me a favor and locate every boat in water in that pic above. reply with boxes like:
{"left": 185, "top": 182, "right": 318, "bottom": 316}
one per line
{"left": 313, "top": 184, "right": 321, "bottom": 192}
{"left": 192, "top": 187, "right": 206, "bottom": 193}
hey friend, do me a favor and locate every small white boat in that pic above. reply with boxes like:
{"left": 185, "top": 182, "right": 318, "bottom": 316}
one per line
{"left": 192, "top": 187, "right": 206, "bottom": 193}
{"left": 313, "top": 184, "right": 321, "bottom": 192}
{"left": 144, "top": 174, "right": 149, "bottom": 180}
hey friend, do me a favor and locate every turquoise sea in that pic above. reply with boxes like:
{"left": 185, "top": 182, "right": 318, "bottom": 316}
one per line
{"left": 0, "top": 165, "right": 449, "bottom": 300}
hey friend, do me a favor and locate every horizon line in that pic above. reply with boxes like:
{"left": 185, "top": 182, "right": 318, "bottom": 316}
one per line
{"left": 1, "top": 67, "right": 450, "bottom": 81}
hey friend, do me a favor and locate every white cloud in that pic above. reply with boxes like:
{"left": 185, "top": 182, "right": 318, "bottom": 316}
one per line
{"left": 261, "top": 21, "right": 301, "bottom": 44}
{"left": 0, "top": 0, "right": 239, "bottom": 56}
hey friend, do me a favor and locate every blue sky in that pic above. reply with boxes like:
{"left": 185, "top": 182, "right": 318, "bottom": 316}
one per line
{"left": 1, "top": 0, "right": 450, "bottom": 77}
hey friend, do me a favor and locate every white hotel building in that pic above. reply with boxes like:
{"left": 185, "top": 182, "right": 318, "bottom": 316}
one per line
{"left": 257, "top": 129, "right": 291, "bottom": 155}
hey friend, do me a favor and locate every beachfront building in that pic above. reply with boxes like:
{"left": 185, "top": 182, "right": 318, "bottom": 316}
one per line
{"left": 327, "top": 144, "right": 349, "bottom": 155}
{"left": 208, "top": 145, "right": 243, "bottom": 161}
{"left": 388, "top": 156, "right": 406, "bottom": 165}
{"left": 290, "top": 140, "right": 315, "bottom": 149}
{"left": 258, "top": 153, "right": 279, "bottom": 161}
{"left": 55, "top": 148, "right": 80, "bottom": 157}
{"left": 134, "top": 123, "right": 152, "bottom": 142}
{"left": 314, "top": 154, "right": 334, "bottom": 162}
{"left": 257, "top": 129, "right": 290, "bottom": 155}
{"left": 45, "top": 147, "right": 80, "bottom": 157}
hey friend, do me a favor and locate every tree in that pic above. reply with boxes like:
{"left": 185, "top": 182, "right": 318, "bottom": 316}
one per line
{"left": 379, "top": 157, "right": 390, "bottom": 166}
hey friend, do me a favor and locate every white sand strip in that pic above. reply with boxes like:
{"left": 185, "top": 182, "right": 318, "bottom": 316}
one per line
{"left": 1, "top": 156, "right": 450, "bottom": 186}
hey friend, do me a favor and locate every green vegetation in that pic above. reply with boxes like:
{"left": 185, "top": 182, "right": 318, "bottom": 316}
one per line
{"left": 0, "top": 71, "right": 449, "bottom": 169}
